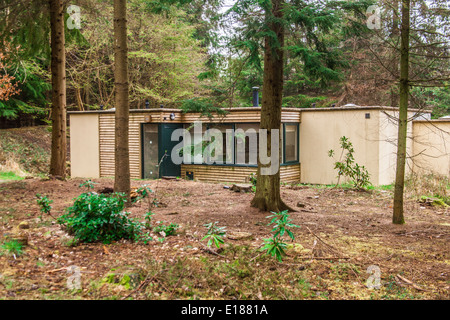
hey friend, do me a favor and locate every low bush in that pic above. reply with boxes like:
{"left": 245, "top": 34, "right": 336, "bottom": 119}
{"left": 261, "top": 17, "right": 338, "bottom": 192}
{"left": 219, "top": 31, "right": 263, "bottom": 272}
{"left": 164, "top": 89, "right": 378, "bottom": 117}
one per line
{"left": 328, "top": 136, "right": 371, "bottom": 190}
{"left": 152, "top": 221, "right": 179, "bottom": 237}
{"left": 57, "top": 192, "right": 148, "bottom": 244}
{"left": 261, "top": 210, "right": 300, "bottom": 262}
{"left": 1, "top": 240, "right": 23, "bottom": 256}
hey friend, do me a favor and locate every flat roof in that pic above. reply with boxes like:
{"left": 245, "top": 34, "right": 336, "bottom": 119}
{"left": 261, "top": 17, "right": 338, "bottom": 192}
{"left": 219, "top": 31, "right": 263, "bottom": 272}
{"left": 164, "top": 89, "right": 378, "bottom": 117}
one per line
{"left": 68, "top": 105, "right": 431, "bottom": 114}
{"left": 413, "top": 119, "right": 450, "bottom": 123}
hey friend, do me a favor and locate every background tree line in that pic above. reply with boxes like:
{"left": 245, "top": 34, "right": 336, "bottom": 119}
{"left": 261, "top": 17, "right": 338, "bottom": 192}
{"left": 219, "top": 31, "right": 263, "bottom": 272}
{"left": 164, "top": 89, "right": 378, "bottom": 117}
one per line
{"left": 1, "top": 0, "right": 448, "bottom": 126}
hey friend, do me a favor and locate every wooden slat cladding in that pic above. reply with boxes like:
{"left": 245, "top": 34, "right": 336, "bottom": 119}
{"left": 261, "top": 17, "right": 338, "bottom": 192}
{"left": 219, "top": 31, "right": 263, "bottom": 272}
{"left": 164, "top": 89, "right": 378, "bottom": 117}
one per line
{"left": 126, "top": 108, "right": 301, "bottom": 124}
{"left": 99, "top": 113, "right": 144, "bottom": 179}
{"left": 179, "top": 111, "right": 301, "bottom": 123}
{"left": 181, "top": 164, "right": 301, "bottom": 184}
{"left": 73, "top": 108, "right": 301, "bottom": 124}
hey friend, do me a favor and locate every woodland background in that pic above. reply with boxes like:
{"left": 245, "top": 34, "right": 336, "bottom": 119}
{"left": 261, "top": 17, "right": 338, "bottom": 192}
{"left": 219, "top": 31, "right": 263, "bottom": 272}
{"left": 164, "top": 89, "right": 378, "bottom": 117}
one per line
{"left": 0, "top": 0, "right": 448, "bottom": 129}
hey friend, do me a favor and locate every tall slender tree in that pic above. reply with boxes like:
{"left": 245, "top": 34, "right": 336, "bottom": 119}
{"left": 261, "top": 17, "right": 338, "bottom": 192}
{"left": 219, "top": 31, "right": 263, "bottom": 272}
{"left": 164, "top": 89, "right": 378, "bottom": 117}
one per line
{"left": 49, "top": 0, "right": 67, "bottom": 179}
{"left": 392, "top": 0, "right": 410, "bottom": 224}
{"left": 113, "top": 0, "right": 131, "bottom": 200}
{"left": 251, "top": 0, "right": 291, "bottom": 212}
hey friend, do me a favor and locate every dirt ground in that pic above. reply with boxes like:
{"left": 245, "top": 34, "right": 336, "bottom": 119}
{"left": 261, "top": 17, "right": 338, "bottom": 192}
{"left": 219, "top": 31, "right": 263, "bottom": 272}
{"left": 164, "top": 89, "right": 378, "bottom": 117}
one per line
{"left": 0, "top": 178, "right": 448, "bottom": 300}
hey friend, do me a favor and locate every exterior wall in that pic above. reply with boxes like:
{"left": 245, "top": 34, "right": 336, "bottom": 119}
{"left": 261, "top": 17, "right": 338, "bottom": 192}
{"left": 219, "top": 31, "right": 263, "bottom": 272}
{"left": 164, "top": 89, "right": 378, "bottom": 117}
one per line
{"left": 93, "top": 108, "right": 300, "bottom": 180}
{"left": 299, "top": 108, "right": 426, "bottom": 186}
{"left": 299, "top": 109, "right": 380, "bottom": 185}
{"left": 181, "top": 163, "right": 301, "bottom": 184}
{"left": 70, "top": 114, "right": 100, "bottom": 178}
{"left": 98, "top": 113, "right": 144, "bottom": 179}
{"left": 412, "top": 120, "right": 450, "bottom": 177}
{"left": 377, "top": 110, "right": 415, "bottom": 185}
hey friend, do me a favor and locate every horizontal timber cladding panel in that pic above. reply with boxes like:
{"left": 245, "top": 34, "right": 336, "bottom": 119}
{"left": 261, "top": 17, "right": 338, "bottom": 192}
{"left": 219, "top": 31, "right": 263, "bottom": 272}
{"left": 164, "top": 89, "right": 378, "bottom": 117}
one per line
{"left": 180, "top": 164, "right": 301, "bottom": 183}
{"left": 99, "top": 113, "right": 144, "bottom": 179}
{"left": 127, "top": 109, "right": 301, "bottom": 124}
{"left": 178, "top": 111, "right": 301, "bottom": 123}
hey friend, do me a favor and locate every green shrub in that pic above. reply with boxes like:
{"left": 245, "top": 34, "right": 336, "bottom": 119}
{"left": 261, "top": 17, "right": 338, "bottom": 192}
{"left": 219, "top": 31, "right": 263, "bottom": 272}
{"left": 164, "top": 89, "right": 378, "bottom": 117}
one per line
{"left": 133, "top": 185, "right": 158, "bottom": 211}
{"left": 57, "top": 192, "right": 146, "bottom": 244}
{"left": 261, "top": 210, "right": 300, "bottom": 262}
{"left": 328, "top": 136, "right": 371, "bottom": 190}
{"left": 36, "top": 193, "right": 53, "bottom": 220}
{"left": 78, "top": 179, "right": 96, "bottom": 191}
{"left": 1, "top": 240, "right": 23, "bottom": 256}
{"left": 248, "top": 173, "right": 257, "bottom": 186}
{"left": 202, "top": 222, "right": 226, "bottom": 249}
{"left": 152, "top": 221, "right": 179, "bottom": 237}
{"left": 144, "top": 211, "right": 155, "bottom": 229}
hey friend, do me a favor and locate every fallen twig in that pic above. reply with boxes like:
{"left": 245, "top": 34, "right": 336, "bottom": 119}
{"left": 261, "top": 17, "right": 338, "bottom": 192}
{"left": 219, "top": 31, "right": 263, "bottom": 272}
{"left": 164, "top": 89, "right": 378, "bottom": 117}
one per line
{"left": 168, "top": 267, "right": 191, "bottom": 299}
{"left": 305, "top": 226, "right": 344, "bottom": 257}
{"left": 47, "top": 267, "right": 69, "bottom": 273}
{"left": 297, "top": 256, "right": 350, "bottom": 260}
{"left": 47, "top": 266, "right": 88, "bottom": 273}
{"left": 300, "top": 209, "right": 318, "bottom": 213}
{"left": 199, "top": 243, "right": 226, "bottom": 258}
{"left": 186, "top": 234, "right": 227, "bottom": 259}
{"left": 395, "top": 274, "right": 427, "bottom": 291}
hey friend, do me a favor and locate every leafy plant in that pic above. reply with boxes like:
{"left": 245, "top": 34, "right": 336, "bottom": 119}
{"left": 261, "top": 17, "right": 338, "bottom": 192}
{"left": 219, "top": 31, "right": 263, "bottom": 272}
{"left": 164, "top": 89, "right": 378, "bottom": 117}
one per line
{"left": 36, "top": 194, "right": 53, "bottom": 220}
{"left": 144, "top": 211, "right": 155, "bottom": 229}
{"left": 261, "top": 237, "right": 288, "bottom": 263}
{"left": 261, "top": 210, "right": 300, "bottom": 262}
{"left": 328, "top": 136, "right": 371, "bottom": 190}
{"left": 248, "top": 173, "right": 257, "bottom": 193}
{"left": 57, "top": 192, "right": 148, "bottom": 244}
{"left": 152, "top": 221, "right": 179, "bottom": 237}
{"left": 267, "top": 210, "right": 299, "bottom": 240}
{"left": 133, "top": 184, "right": 158, "bottom": 211}
{"left": 202, "top": 222, "right": 227, "bottom": 249}
{"left": 78, "top": 179, "right": 96, "bottom": 191}
{"left": 1, "top": 240, "right": 23, "bottom": 257}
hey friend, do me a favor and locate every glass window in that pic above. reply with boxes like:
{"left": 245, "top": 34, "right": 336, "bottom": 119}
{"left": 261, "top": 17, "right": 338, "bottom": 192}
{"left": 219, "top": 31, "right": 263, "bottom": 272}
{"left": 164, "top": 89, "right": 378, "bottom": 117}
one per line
{"left": 235, "top": 124, "right": 259, "bottom": 165}
{"left": 284, "top": 124, "right": 298, "bottom": 163}
{"left": 206, "top": 124, "right": 234, "bottom": 164}
{"left": 181, "top": 123, "right": 206, "bottom": 164}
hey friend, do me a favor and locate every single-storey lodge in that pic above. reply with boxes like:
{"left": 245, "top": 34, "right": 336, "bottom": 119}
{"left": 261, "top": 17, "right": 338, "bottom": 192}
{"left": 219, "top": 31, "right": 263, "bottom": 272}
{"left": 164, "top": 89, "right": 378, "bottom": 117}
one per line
{"left": 69, "top": 105, "right": 450, "bottom": 186}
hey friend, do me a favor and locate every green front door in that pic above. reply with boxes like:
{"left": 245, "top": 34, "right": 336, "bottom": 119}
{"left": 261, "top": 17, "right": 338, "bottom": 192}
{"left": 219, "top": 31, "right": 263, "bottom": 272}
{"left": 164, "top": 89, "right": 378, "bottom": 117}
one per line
{"left": 159, "top": 123, "right": 183, "bottom": 177}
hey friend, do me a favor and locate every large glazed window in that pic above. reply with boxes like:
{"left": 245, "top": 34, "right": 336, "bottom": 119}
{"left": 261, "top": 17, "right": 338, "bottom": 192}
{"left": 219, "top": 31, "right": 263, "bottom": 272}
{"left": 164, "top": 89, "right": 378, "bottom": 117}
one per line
{"left": 181, "top": 123, "right": 206, "bottom": 164}
{"left": 206, "top": 124, "right": 234, "bottom": 164}
{"left": 284, "top": 124, "right": 298, "bottom": 163}
{"left": 235, "top": 123, "right": 259, "bottom": 165}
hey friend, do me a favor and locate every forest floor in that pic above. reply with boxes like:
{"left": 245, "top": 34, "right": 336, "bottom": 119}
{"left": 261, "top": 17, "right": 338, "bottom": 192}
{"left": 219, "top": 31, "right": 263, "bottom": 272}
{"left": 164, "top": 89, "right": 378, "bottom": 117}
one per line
{"left": 0, "top": 177, "right": 449, "bottom": 300}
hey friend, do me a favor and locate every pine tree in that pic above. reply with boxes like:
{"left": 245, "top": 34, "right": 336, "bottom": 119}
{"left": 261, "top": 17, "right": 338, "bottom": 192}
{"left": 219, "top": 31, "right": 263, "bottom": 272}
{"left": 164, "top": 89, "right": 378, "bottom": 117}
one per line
{"left": 49, "top": 0, "right": 67, "bottom": 179}
{"left": 250, "top": 0, "right": 290, "bottom": 212}
{"left": 113, "top": 0, "right": 131, "bottom": 201}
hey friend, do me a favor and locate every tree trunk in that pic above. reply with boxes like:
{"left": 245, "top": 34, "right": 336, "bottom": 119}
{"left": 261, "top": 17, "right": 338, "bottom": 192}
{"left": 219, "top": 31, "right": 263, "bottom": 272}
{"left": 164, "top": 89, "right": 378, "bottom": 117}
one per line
{"left": 113, "top": 0, "right": 131, "bottom": 201}
{"left": 251, "top": 0, "right": 292, "bottom": 212}
{"left": 393, "top": 0, "right": 410, "bottom": 225}
{"left": 75, "top": 87, "right": 83, "bottom": 111}
{"left": 49, "top": 0, "right": 67, "bottom": 179}
{"left": 389, "top": 0, "right": 400, "bottom": 108}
